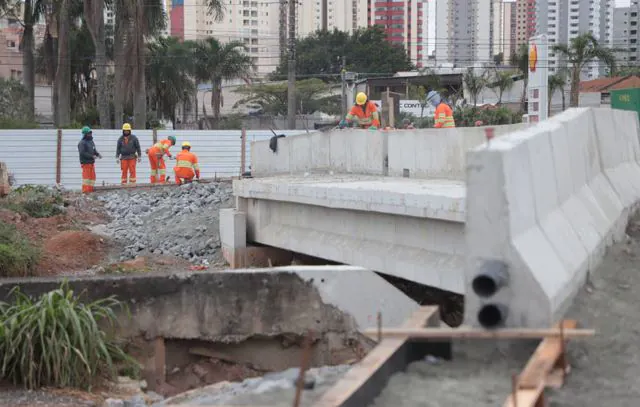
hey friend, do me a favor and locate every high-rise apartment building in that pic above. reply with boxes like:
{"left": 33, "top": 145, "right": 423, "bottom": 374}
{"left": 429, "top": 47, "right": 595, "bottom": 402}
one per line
{"left": 297, "top": 0, "right": 368, "bottom": 37}
{"left": 516, "top": 0, "right": 536, "bottom": 47}
{"left": 367, "top": 0, "right": 426, "bottom": 67}
{"left": 503, "top": 0, "right": 517, "bottom": 59}
{"left": 613, "top": 4, "right": 639, "bottom": 68}
{"left": 170, "top": 0, "right": 280, "bottom": 75}
{"left": 536, "top": 0, "right": 614, "bottom": 79}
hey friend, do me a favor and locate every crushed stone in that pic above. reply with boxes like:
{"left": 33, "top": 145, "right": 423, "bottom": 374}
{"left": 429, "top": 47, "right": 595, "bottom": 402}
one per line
{"left": 96, "top": 182, "right": 233, "bottom": 266}
{"left": 157, "top": 365, "right": 351, "bottom": 406}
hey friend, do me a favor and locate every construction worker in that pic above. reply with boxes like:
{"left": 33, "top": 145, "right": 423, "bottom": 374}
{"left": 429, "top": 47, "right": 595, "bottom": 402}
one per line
{"left": 77, "top": 126, "right": 102, "bottom": 193}
{"left": 116, "top": 123, "right": 142, "bottom": 185}
{"left": 173, "top": 141, "right": 200, "bottom": 185}
{"left": 339, "top": 92, "right": 380, "bottom": 130}
{"left": 147, "top": 135, "right": 176, "bottom": 183}
{"left": 426, "top": 90, "right": 456, "bottom": 128}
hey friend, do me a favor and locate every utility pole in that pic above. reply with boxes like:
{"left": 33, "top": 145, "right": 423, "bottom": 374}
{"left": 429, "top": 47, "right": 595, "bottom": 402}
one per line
{"left": 341, "top": 56, "right": 347, "bottom": 118}
{"left": 286, "top": 0, "right": 297, "bottom": 129}
{"left": 279, "top": 0, "right": 287, "bottom": 69}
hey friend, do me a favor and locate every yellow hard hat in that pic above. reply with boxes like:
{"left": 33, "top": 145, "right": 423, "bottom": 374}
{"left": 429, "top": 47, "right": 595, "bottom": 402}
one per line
{"left": 122, "top": 123, "right": 132, "bottom": 131}
{"left": 182, "top": 141, "right": 191, "bottom": 148}
{"left": 356, "top": 92, "right": 367, "bottom": 105}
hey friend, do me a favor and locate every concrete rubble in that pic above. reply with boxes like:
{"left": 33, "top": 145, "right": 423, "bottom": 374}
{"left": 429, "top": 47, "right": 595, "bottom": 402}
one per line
{"left": 157, "top": 365, "right": 351, "bottom": 406}
{"left": 96, "top": 182, "right": 233, "bottom": 264}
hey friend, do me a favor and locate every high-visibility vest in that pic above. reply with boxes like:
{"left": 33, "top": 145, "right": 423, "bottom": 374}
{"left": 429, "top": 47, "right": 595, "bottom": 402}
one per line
{"left": 175, "top": 150, "right": 200, "bottom": 177}
{"left": 434, "top": 103, "right": 456, "bottom": 128}
{"left": 345, "top": 101, "right": 381, "bottom": 127}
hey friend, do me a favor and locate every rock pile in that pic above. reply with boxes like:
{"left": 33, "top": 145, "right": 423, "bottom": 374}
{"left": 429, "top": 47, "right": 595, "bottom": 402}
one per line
{"left": 97, "top": 182, "right": 233, "bottom": 264}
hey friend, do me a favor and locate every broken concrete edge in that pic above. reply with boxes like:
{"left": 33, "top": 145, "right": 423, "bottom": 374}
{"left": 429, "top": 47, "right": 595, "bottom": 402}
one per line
{"left": 313, "top": 306, "right": 450, "bottom": 407}
{"left": 464, "top": 107, "right": 640, "bottom": 328}
{"left": 0, "top": 266, "right": 418, "bottom": 338}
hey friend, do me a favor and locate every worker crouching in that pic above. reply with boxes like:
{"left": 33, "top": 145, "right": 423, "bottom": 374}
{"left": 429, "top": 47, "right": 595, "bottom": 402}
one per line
{"left": 339, "top": 92, "right": 380, "bottom": 130}
{"left": 116, "top": 123, "right": 141, "bottom": 185}
{"left": 147, "top": 135, "right": 176, "bottom": 183}
{"left": 174, "top": 141, "right": 200, "bottom": 185}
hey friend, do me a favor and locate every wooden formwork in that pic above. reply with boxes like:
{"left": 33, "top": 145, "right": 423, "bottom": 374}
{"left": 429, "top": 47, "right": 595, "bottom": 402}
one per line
{"left": 164, "top": 308, "right": 592, "bottom": 407}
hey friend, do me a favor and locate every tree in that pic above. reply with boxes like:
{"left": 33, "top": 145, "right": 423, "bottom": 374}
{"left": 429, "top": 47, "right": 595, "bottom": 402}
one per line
{"left": 553, "top": 33, "right": 616, "bottom": 107}
{"left": 234, "top": 78, "right": 339, "bottom": 115}
{"left": 548, "top": 70, "right": 567, "bottom": 115}
{"left": 0, "top": 78, "right": 35, "bottom": 123}
{"left": 273, "top": 26, "right": 413, "bottom": 80}
{"left": 112, "top": 0, "right": 165, "bottom": 128}
{"left": 0, "top": 0, "right": 45, "bottom": 119}
{"left": 463, "top": 68, "right": 488, "bottom": 107}
{"left": 84, "top": 0, "right": 110, "bottom": 127}
{"left": 489, "top": 70, "right": 515, "bottom": 105}
{"left": 146, "top": 37, "right": 195, "bottom": 128}
{"left": 510, "top": 44, "right": 529, "bottom": 112}
{"left": 193, "top": 38, "right": 254, "bottom": 121}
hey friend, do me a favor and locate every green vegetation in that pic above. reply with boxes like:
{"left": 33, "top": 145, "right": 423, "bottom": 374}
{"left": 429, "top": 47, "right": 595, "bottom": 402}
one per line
{"left": 0, "top": 223, "right": 40, "bottom": 278}
{"left": 0, "top": 282, "right": 137, "bottom": 390}
{"left": 401, "top": 106, "right": 522, "bottom": 129}
{"left": 0, "top": 79, "right": 39, "bottom": 129}
{"left": 0, "top": 186, "right": 64, "bottom": 218}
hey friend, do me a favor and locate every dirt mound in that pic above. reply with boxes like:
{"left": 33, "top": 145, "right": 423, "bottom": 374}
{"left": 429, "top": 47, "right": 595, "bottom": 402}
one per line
{"left": 38, "top": 231, "right": 109, "bottom": 276}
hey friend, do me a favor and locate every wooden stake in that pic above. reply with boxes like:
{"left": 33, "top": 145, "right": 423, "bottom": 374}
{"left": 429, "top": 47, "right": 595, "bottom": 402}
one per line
{"left": 377, "top": 312, "right": 382, "bottom": 343}
{"left": 292, "top": 330, "right": 314, "bottom": 407}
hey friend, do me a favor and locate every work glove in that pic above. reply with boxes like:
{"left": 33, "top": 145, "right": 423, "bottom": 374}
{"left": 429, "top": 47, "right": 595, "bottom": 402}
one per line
{"left": 137, "top": 157, "right": 142, "bottom": 163}
{"left": 116, "top": 158, "right": 120, "bottom": 164}
{"left": 338, "top": 119, "right": 348, "bottom": 129}
{"left": 368, "top": 126, "right": 378, "bottom": 131}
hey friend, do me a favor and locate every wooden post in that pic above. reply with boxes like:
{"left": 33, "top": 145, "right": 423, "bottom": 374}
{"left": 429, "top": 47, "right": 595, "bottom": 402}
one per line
{"left": 55, "top": 129, "right": 62, "bottom": 185}
{"left": 240, "top": 128, "right": 247, "bottom": 177}
{"left": 152, "top": 128, "right": 158, "bottom": 144}
{"left": 153, "top": 337, "right": 166, "bottom": 388}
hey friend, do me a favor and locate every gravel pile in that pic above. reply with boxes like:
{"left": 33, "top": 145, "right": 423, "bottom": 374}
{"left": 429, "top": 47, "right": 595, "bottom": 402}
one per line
{"left": 97, "top": 182, "right": 233, "bottom": 265}
{"left": 159, "top": 365, "right": 351, "bottom": 406}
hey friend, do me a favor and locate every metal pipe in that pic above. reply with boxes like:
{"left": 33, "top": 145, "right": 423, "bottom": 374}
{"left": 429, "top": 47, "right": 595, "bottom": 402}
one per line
{"left": 477, "top": 303, "right": 509, "bottom": 329}
{"left": 472, "top": 260, "right": 509, "bottom": 297}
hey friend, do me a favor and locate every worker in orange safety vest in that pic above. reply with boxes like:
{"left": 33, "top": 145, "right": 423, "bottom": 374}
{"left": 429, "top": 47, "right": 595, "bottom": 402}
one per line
{"left": 339, "top": 92, "right": 381, "bottom": 130}
{"left": 426, "top": 90, "right": 456, "bottom": 128}
{"left": 146, "top": 135, "right": 176, "bottom": 183}
{"left": 173, "top": 141, "right": 200, "bottom": 185}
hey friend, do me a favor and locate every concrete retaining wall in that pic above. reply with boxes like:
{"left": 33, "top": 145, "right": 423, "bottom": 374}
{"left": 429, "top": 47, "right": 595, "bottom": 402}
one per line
{"left": 250, "top": 130, "right": 388, "bottom": 177}
{"left": 251, "top": 124, "right": 526, "bottom": 180}
{"left": 464, "top": 107, "right": 640, "bottom": 328}
{"left": 387, "top": 124, "right": 526, "bottom": 180}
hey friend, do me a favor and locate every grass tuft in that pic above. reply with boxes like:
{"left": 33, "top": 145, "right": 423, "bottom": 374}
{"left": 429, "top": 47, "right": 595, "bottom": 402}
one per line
{"left": 0, "top": 222, "right": 40, "bottom": 278}
{"left": 0, "top": 185, "right": 64, "bottom": 218}
{"left": 0, "top": 281, "right": 139, "bottom": 390}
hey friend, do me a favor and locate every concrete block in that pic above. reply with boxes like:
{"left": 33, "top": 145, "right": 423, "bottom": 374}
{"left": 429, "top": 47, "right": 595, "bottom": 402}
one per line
{"left": 219, "top": 208, "right": 246, "bottom": 249}
{"left": 251, "top": 138, "right": 291, "bottom": 176}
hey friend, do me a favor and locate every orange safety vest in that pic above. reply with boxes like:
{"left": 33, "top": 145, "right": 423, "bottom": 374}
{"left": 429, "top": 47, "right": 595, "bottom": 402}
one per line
{"left": 345, "top": 101, "right": 381, "bottom": 127}
{"left": 174, "top": 150, "right": 200, "bottom": 178}
{"left": 148, "top": 139, "right": 173, "bottom": 158}
{"left": 434, "top": 103, "right": 455, "bottom": 128}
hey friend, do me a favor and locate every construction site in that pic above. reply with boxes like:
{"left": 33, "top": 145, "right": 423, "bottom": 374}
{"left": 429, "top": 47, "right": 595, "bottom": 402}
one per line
{"left": 1, "top": 105, "right": 640, "bottom": 407}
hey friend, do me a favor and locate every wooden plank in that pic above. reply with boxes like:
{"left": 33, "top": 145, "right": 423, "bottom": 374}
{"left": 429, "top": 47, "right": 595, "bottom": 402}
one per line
{"left": 362, "top": 326, "right": 593, "bottom": 340}
{"left": 313, "top": 306, "right": 440, "bottom": 407}
{"left": 517, "top": 320, "right": 577, "bottom": 389}
{"left": 503, "top": 383, "right": 545, "bottom": 407}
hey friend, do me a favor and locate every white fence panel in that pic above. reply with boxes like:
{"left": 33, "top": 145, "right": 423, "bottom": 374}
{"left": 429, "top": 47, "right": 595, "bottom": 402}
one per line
{"left": 0, "top": 129, "right": 310, "bottom": 190}
{"left": 60, "top": 130, "right": 155, "bottom": 190}
{"left": 0, "top": 130, "right": 58, "bottom": 186}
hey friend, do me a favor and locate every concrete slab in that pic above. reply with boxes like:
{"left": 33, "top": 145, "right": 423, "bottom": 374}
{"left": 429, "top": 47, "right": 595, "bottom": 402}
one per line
{"left": 233, "top": 175, "right": 466, "bottom": 223}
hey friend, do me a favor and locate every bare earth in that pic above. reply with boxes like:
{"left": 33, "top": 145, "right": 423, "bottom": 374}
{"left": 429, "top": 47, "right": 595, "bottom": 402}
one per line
{"left": 372, "top": 217, "right": 640, "bottom": 407}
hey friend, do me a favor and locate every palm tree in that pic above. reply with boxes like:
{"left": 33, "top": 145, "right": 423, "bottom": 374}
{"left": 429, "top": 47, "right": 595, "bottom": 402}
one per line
{"left": 146, "top": 37, "right": 195, "bottom": 128}
{"left": 193, "top": 38, "right": 254, "bottom": 122}
{"left": 84, "top": 0, "right": 109, "bottom": 127}
{"left": 463, "top": 68, "right": 488, "bottom": 108}
{"left": 553, "top": 33, "right": 616, "bottom": 107}
{"left": 510, "top": 44, "right": 529, "bottom": 113}
{"left": 548, "top": 70, "right": 567, "bottom": 116}
{"left": 112, "top": 0, "right": 165, "bottom": 128}
{"left": 489, "top": 70, "right": 515, "bottom": 105}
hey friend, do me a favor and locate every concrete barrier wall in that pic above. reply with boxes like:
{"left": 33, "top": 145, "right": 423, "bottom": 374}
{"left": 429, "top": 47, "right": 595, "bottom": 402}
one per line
{"left": 387, "top": 123, "right": 526, "bottom": 181}
{"left": 250, "top": 130, "right": 388, "bottom": 177}
{"left": 464, "top": 108, "right": 640, "bottom": 328}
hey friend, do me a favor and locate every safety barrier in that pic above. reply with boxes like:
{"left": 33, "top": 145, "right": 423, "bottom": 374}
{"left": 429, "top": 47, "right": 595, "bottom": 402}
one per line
{"left": 0, "top": 129, "right": 306, "bottom": 191}
{"left": 250, "top": 124, "right": 528, "bottom": 178}
{"left": 465, "top": 107, "right": 640, "bottom": 328}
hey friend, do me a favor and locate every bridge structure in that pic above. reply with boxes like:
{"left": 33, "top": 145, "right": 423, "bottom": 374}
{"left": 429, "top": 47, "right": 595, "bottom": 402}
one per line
{"left": 220, "top": 108, "right": 640, "bottom": 329}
